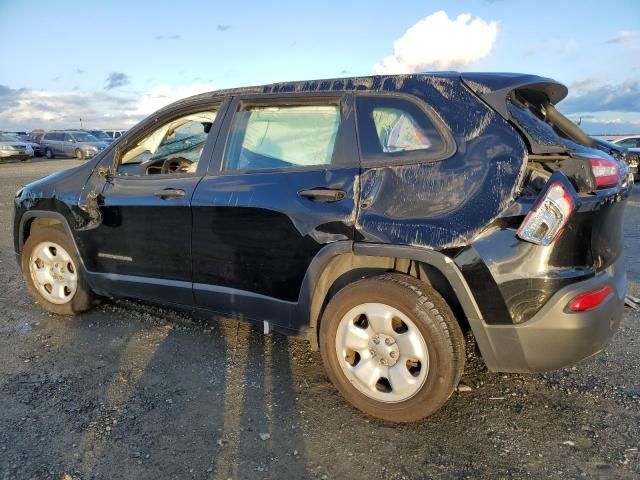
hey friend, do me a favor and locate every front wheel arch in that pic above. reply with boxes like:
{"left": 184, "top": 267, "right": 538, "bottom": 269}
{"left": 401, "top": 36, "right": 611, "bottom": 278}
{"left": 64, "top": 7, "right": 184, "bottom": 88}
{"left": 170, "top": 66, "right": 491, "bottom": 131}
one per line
{"left": 19, "top": 212, "right": 82, "bottom": 265}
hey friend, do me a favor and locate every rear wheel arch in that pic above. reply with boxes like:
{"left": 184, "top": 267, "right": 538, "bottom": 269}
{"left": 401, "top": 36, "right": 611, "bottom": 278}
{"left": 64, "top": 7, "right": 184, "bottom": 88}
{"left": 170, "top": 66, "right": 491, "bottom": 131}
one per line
{"left": 307, "top": 244, "right": 485, "bottom": 352}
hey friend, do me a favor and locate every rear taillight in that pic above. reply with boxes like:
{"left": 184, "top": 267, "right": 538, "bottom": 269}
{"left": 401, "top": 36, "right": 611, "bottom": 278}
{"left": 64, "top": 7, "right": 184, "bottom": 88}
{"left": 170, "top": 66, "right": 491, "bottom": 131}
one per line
{"left": 589, "top": 157, "right": 620, "bottom": 188}
{"left": 567, "top": 285, "right": 612, "bottom": 312}
{"left": 517, "top": 182, "right": 574, "bottom": 246}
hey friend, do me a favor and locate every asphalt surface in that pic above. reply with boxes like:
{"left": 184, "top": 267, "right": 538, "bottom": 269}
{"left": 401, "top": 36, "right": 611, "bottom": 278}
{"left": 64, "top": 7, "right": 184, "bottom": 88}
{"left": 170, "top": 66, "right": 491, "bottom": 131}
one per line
{"left": 0, "top": 158, "right": 638, "bottom": 480}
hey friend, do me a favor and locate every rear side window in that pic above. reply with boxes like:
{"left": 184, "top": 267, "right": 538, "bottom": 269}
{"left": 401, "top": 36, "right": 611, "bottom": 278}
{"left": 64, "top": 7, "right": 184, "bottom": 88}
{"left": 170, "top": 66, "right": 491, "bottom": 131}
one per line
{"left": 223, "top": 104, "right": 340, "bottom": 171}
{"left": 356, "top": 96, "right": 452, "bottom": 162}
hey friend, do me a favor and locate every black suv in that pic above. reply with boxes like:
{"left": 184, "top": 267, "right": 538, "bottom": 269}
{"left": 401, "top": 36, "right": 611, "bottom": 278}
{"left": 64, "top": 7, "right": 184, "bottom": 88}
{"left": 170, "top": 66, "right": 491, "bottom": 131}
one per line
{"left": 13, "top": 73, "right": 629, "bottom": 422}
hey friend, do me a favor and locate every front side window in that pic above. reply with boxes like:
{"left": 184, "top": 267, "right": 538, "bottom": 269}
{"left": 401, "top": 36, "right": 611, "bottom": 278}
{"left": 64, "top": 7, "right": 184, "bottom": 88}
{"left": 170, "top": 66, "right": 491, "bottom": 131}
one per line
{"left": 118, "top": 109, "right": 217, "bottom": 175}
{"left": 223, "top": 104, "right": 340, "bottom": 171}
{"left": 356, "top": 96, "right": 450, "bottom": 161}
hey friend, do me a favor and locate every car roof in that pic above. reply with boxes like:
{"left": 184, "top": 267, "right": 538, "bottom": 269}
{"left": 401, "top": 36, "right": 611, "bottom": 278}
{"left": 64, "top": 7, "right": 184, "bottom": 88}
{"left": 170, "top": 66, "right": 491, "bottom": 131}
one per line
{"left": 162, "top": 72, "right": 563, "bottom": 109}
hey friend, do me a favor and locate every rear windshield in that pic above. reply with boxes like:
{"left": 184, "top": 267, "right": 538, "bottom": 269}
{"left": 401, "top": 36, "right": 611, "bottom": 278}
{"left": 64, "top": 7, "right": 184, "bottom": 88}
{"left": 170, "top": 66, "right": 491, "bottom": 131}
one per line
{"left": 507, "top": 93, "right": 577, "bottom": 151}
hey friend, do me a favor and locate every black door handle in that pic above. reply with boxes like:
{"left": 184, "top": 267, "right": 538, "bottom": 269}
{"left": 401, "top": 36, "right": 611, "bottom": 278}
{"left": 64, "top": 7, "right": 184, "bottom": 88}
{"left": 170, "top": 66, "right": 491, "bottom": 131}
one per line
{"left": 298, "top": 188, "right": 347, "bottom": 203}
{"left": 154, "top": 188, "right": 186, "bottom": 199}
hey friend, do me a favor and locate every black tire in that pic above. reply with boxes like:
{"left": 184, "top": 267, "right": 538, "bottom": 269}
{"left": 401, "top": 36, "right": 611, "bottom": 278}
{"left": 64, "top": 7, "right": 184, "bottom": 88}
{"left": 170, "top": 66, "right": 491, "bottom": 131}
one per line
{"left": 319, "top": 273, "right": 465, "bottom": 422}
{"left": 75, "top": 148, "right": 85, "bottom": 161}
{"left": 44, "top": 148, "right": 54, "bottom": 159}
{"left": 21, "top": 225, "right": 98, "bottom": 315}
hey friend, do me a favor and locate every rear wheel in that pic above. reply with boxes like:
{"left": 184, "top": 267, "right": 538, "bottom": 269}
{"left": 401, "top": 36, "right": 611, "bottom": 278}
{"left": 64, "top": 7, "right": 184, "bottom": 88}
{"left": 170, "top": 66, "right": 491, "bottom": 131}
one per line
{"left": 44, "top": 148, "right": 53, "bottom": 159}
{"left": 75, "top": 148, "right": 85, "bottom": 160}
{"left": 21, "top": 225, "right": 97, "bottom": 315}
{"left": 319, "top": 273, "right": 465, "bottom": 422}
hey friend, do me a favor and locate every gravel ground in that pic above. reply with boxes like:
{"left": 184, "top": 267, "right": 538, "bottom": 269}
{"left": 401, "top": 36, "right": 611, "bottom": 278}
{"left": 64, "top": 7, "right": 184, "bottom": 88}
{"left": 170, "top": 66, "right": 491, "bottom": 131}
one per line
{"left": 0, "top": 158, "right": 638, "bottom": 480}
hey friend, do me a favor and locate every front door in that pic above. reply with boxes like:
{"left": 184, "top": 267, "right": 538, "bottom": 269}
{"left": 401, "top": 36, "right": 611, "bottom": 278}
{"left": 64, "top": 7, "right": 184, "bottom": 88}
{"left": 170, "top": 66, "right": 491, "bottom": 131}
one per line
{"left": 78, "top": 98, "right": 228, "bottom": 305}
{"left": 191, "top": 94, "right": 360, "bottom": 328}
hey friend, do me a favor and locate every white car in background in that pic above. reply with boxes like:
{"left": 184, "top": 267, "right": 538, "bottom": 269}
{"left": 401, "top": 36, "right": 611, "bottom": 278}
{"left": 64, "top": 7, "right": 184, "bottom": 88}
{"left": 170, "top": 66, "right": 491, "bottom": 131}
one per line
{"left": 103, "top": 129, "right": 127, "bottom": 140}
{"left": 613, "top": 136, "right": 640, "bottom": 148}
{"left": 0, "top": 132, "right": 33, "bottom": 163}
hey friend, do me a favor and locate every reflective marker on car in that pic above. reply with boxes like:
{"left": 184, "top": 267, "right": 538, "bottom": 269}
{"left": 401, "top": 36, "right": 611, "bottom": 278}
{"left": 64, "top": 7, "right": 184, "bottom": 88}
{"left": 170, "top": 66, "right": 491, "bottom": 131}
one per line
{"left": 589, "top": 157, "right": 621, "bottom": 188}
{"left": 568, "top": 286, "right": 612, "bottom": 312}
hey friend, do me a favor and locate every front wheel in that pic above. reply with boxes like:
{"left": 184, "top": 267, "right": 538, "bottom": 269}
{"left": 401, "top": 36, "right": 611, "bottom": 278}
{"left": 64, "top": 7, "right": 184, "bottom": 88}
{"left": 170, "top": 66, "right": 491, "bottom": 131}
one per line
{"left": 75, "top": 148, "right": 85, "bottom": 160}
{"left": 21, "top": 225, "right": 97, "bottom": 315}
{"left": 319, "top": 273, "right": 465, "bottom": 422}
{"left": 44, "top": 148, "right": 53, "bottom": 159}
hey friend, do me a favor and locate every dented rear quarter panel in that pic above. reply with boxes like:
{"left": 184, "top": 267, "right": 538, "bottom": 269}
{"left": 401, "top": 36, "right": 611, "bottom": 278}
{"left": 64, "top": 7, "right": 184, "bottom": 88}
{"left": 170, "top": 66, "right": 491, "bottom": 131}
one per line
{"left": 354, "top": 76, "right": 528, "bottom": 249}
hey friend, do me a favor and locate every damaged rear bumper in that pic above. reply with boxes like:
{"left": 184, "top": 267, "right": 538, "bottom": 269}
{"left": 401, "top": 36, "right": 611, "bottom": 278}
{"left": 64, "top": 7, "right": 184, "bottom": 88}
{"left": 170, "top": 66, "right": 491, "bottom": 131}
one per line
{"left": 478, "top": 256, "right": 626, "bottom": 373}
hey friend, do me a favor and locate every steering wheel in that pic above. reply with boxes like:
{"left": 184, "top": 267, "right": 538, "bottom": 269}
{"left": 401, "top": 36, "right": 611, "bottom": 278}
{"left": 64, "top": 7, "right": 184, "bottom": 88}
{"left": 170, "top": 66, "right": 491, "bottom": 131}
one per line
{"left": 160, "top": 156, "right": 194, "bottom": 174}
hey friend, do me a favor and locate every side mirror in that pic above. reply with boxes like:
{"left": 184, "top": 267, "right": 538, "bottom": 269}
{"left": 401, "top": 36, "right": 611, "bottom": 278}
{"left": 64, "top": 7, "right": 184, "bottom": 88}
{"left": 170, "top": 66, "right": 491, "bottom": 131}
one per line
{"left": 68, "top": 138, "right": 75, "bottom": 143}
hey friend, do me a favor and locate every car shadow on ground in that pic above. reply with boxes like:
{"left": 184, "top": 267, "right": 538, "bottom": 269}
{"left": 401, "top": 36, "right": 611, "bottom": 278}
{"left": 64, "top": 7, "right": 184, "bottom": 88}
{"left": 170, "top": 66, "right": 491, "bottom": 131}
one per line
{"left": 0, "top": 302, "right": 314, "bottom": 479}
{"left": 1, "top": 295, "right": 639, "bottom": 479}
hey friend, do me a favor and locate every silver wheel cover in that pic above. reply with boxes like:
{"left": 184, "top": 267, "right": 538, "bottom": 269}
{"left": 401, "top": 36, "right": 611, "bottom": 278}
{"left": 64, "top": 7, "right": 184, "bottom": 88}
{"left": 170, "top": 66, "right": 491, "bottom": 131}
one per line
{"left": 335, "top": 302, "right": 429, "bottom": 403}
{"left": 28, "top": 241, "right": 78, "bottom": 305}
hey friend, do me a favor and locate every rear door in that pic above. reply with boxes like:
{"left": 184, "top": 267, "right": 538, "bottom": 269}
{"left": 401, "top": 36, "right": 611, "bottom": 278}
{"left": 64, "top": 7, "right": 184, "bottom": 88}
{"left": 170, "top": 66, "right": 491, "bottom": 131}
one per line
{"left": 52, "top": 133, "right": 63, "bottom": 156}
{"left": 48, "top": 133, "right": 60, "bottom": 156}
{"left": 62, "top": 133, "right": 75, "bottom": 157}
{"left": 191, "top": 93, "right": 359, "bottom": 328}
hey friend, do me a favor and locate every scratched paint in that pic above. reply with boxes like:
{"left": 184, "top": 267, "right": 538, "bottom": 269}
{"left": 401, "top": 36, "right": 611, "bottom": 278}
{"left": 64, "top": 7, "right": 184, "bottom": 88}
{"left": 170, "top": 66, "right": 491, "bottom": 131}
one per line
{"left": 355, "top": 76, "right": 528, "bottom": 249}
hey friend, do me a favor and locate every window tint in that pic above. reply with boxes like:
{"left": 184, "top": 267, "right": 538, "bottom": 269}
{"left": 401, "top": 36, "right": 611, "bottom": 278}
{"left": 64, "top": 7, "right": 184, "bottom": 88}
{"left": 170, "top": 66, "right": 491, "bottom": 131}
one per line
{"left": 118, "top": 109, "right": 217, "bottom": 175}
{"left": 223, "top": 104, "right": 340, "bottom": 171}
{"left": 356, "top": 96, "right": 448, "bottom": 160}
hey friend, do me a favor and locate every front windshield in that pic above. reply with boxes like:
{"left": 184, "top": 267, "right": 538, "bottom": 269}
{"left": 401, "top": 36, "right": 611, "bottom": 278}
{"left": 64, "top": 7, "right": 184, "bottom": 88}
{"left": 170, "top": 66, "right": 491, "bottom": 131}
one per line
{"left": 72, "top": 132, "right": 98, "bottom": 142}
{"left": 90, "top": 131, "right": 109, "bottom": 140}
{"left": 0, "top": 133, "right": 20, "bottom": 142}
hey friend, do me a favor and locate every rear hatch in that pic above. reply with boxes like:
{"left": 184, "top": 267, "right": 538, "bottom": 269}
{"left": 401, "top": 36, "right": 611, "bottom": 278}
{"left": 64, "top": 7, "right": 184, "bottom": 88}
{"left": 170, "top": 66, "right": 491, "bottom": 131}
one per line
{"left": 462, "top": 73, "right": 631, "bottom": 275}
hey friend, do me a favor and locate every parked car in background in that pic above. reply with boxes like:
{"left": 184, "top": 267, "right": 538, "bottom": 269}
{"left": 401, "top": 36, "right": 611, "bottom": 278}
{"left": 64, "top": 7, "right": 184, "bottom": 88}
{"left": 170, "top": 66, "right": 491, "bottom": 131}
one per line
{"left": 40, "top": 130, "right": 109, "bottom": 160}
{"left": 592, "top": 136, "right": 638, "bottom": 180}
{"left": 31, "top": 129, "right": 45, "bottom": 144}
{"left": 103, "top": 129, "right": 126, "bottom": 140}
{"left": 13, "top": 73, "right": 630, "bottom": 422}
{"left": 13, "top": 133, "right": 42, "bottom": 157}
{"left": 613, "top": 135, "right": 640, "bottom": 148}
{"left": 85, "top": 129, "right": 115, "bottom": 143}
{"left": 0, "top": 132, "right": 33, "bottom": 163}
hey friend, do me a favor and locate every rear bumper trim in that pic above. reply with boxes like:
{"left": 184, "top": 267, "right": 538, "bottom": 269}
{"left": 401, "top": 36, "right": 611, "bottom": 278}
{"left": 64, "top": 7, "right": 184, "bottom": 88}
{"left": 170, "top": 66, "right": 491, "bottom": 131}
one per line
{"left": 477, "top": 256, "right": 626, "bottom": 373}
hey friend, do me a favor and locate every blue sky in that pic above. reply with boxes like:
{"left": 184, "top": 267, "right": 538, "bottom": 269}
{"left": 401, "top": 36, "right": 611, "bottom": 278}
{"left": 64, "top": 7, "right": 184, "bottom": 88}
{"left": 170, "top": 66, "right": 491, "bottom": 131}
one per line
{"left": 0, "top": 0, "right": 639, "bottom": 133}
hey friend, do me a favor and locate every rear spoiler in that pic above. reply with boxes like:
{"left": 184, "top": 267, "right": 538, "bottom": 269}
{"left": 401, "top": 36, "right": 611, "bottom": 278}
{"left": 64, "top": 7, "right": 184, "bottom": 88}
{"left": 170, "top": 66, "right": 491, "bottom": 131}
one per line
{"left": 460, "top": 72, "right": 568, "bottom": 119}
{"left": 460, "top": 73, "right": 596, "bottom": 153}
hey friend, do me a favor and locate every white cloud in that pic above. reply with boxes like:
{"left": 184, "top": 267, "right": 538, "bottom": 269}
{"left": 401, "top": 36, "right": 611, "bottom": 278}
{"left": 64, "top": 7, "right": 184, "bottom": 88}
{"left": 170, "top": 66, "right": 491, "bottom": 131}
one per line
{"left": 133, "top": 83, "right": 215, "bottom": 117}
{"left": 373, "top": 11, "right": 498, "bottom": 74}
{"left": 606, "top": 30, "right": 636, "bottom": 44}
{"left": 0, "top": 82, "right": 215, "bottom": 131}
{"left": 568, "top": 75, "right": 608, "bottom": 93}
{"left": 560, "top": 78, "right": 640, "bottom": 114}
